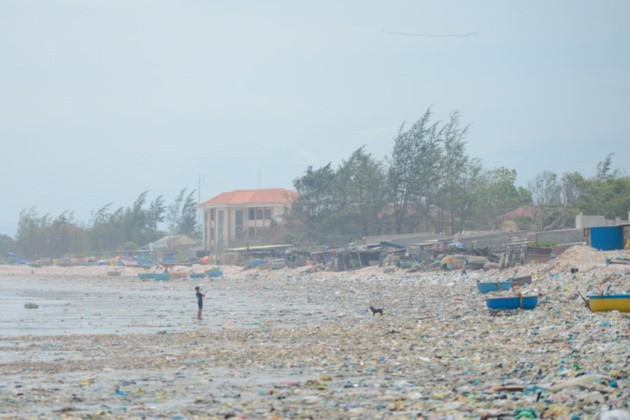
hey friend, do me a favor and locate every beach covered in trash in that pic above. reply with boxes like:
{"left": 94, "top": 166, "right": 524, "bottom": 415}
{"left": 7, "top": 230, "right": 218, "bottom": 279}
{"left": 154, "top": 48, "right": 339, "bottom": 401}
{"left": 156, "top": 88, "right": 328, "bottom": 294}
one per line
{"left": 0, "top": 245, "right": 628, "bottom": 419}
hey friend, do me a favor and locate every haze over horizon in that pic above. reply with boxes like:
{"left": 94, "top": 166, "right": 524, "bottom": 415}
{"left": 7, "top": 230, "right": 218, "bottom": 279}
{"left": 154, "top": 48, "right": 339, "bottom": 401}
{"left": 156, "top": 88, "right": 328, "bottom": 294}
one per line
{"left": 1, "top": 1, "right": 629, "bottom": 236}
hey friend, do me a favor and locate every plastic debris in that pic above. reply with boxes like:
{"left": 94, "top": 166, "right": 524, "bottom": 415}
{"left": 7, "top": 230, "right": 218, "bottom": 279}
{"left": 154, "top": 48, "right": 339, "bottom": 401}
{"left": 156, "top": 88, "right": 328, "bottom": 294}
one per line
{"left": 0, "top": 244, "right": 628, "bottom": 418}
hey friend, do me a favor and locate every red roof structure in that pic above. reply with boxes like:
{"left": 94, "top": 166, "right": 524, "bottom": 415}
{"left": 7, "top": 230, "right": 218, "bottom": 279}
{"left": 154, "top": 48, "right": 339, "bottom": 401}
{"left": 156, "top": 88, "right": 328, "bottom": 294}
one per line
{"left": 199, "top": 188, "right": 297, "bottom": 207}
{"left": 499, "top": 205, "right": 542, "bottom": 221}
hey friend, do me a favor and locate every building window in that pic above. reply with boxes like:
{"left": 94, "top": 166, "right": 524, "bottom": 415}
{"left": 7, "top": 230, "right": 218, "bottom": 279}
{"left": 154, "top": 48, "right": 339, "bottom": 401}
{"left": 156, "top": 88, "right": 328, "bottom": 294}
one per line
{"left": 249, "top": 208, "right": 255, "bottom": 220}
{"left": 264, "top": 208, "right": 272, "bottom": 219}
{"left": 256, "top": 208, "right": 263, "bottom": 220}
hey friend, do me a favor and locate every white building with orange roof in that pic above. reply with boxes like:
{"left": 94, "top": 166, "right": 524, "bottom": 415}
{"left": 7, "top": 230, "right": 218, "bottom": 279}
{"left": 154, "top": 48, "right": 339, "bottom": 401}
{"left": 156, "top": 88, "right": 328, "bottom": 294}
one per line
{"left": 198, "top": 188, "right": 297, "bottom": 251}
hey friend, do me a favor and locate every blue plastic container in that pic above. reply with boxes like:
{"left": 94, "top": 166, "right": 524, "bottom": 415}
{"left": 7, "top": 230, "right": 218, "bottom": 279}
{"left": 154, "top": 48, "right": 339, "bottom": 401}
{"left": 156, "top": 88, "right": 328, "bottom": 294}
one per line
{"left": 589, "top": 226, "right": 624, "bottom": 251}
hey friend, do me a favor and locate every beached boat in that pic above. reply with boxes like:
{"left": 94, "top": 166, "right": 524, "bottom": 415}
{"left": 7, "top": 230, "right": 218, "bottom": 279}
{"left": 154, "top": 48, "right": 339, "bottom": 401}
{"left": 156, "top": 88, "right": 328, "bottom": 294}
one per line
{"left": 271, "top": 258, "right": 286, "bottom": 270}
{"left": 134, "top": 257, "right": 156, "bottom": 268}
{"left": 206, "top": 267, "right": 223, "bottom": 278}
{"left": 486, "top": 295, "right": 538, "bottom": 310}
{"left": 507, "top": 275, "right": 532, "bottom": 287}
{"left": 169, "top": 272, "right": 187, "bottom": 279}
{"left": 189, "top": 272, "right": 206, "bottom": 279}
{"left": 477, "top": 281, "right": 512, "bottom": 294}
{"left": 137, "top": 272, "right": 171, "bottom": 281}
{"left": 587, "top": 295, "right": 630, "bottom": 313}
{"left": 477, "top": 274, "right": 533, "bottom": 294}
{"left": 107, "top": 271, "right": 121, "bottom": 277}
{"left": 160, "top": 260, "right": 197, "bottom": 267}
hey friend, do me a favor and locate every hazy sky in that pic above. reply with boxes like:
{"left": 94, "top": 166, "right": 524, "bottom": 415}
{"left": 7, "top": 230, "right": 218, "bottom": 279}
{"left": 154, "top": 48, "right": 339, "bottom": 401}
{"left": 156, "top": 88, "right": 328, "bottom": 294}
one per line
{"left": 1, "top": 1, "right": 629, "bottom": 236}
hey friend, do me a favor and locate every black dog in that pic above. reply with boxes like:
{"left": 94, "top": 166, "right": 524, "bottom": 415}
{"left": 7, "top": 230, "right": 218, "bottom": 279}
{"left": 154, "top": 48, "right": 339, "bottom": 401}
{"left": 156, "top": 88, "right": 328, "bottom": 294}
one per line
{"left": 369, "top": 306, "right": 384, "bottom": 316}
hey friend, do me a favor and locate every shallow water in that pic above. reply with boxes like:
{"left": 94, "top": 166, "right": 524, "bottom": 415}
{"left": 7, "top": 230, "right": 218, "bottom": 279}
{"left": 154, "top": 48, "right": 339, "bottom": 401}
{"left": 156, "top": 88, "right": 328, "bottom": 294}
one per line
{"left": 0, "top": 274, "right": 336, "bottom": 338}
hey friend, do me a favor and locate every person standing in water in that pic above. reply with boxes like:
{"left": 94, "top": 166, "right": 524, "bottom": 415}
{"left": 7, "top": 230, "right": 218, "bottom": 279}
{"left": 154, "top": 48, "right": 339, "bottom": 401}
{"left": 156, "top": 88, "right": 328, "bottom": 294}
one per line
{"left": 195, "top": 286, "right": 206, "bottom": 320}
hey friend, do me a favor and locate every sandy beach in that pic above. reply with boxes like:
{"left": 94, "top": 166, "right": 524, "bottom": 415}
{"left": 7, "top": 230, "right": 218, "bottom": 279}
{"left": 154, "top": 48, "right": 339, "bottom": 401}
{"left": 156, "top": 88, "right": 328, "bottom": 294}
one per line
{"left": 0, "top": 245, "right": 628, "bottom": 419}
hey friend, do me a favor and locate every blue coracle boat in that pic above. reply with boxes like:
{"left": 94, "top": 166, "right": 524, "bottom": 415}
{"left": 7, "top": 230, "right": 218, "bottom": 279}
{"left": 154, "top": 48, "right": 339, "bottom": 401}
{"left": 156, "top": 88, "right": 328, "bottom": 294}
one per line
{"left": 137, "top": 273, "right": 171, "bottom": 281}
{"left": 477, "top": 281, "right": 512, "bottom": 293}
{"left": 486, "top": 295, "right": 538, "bottom": 310}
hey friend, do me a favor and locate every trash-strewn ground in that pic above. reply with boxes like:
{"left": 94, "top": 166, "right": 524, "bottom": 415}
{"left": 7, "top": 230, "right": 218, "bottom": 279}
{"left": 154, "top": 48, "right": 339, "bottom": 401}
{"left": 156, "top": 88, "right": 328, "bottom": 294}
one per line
{"left": 0, "top": 245, "right": 628, "bottom": 419}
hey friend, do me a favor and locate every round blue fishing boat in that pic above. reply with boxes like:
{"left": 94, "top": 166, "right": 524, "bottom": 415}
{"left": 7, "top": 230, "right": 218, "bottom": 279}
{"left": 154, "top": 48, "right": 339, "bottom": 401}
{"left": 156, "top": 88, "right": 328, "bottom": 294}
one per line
{"left": 486, "top": 295, "right": 538, "bottom": 310}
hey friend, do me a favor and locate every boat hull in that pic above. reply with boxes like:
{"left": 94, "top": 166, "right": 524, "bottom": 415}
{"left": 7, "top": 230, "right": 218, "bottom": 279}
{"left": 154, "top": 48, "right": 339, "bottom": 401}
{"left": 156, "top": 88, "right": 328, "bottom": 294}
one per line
{"left": 206, "top": 268, "right": 223, "bottom": 278}
{"left": 508, "top": 275, "right": 532, "bottom": 287}
{"left": 486, "top": 296, "right": 538, "bottom": 310}
{"left": 477, "top": 281, "right": 512, "bottom": 293}
{"left": 137, "top": 273, "right": 171, "bottom": 281}
{"left": 587, "top": 295, "right": 630, "bottom": 312}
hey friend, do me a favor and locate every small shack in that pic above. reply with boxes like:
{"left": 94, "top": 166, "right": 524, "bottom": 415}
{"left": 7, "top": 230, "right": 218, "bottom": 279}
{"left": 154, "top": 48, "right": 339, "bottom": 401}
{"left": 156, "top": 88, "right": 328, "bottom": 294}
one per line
{"left": 584, "top": 225, "right": 630, "bottom": 251}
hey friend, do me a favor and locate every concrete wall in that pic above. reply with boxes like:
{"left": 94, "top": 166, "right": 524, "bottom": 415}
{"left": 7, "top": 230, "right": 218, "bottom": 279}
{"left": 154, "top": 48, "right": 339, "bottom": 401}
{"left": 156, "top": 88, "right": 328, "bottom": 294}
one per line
{"left": 458, "top": 233, "right": 512, "bottom": 249}
{"left": 533, "top": 228, "right": 583, "bottom": 245}
{"left": 362, "top": 232, "right": 449, "bottom": 247}
{"left": 576, "top": 214, "right": 628, "bottom": 229}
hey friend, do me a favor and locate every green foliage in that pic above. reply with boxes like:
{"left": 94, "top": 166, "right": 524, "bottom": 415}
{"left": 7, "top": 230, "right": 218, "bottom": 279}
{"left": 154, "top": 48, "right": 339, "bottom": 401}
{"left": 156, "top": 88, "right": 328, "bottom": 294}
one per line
{"left": 596, "top": 153, "right": 619, "bottom": 180}
{"left": 11, "top": 115, "right": 627, "bottom": 255}
{"left": 513, "top": 216, "right": 535, "bottom": 230}
{"left": 469, "top": 167, "right": 531, "bottom": 229}
{"left": 14, "top": 190, "right": 182, "bottom": 259}
{"left": 0, "top": 234, "right": 16, "bottom": 256}
{"left": 528, "top": 171, "right": 561, "bottom": 206}
{"left": 167, "top": 188, "right": 199, "bottom": 237}
{"left": 529, "top": 241, "right": 558, "bottom": 248}
{"left": 387, "top": 108, "right": 440, "bottom": 234}
{"left": 290, "top": 109, "right": 495, "bottom": 243}
{"left": 578, "top": 176, "right": 630, "bottom": 218}
{"left": 290, "top": 148, "right": 387, "bottom": 246}
{"left": 122, "top": 241, "right": 139, "bottom": 251}
{"left": 526, "top": 154, "right": 629, "bottom": 229}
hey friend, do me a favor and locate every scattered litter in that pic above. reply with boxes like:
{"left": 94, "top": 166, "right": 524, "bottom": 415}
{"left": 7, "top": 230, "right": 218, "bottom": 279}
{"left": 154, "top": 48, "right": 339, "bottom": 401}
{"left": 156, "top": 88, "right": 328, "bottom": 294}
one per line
{"left": 0, "top": 244, "right": 628, "bottom": 418}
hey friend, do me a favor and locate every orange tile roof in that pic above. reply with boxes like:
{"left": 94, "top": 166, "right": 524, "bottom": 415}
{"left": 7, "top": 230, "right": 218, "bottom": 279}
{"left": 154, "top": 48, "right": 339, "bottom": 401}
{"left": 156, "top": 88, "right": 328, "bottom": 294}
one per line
{"left": 499, "top": 205, "right": 542, "bottom": 220}
{"left": 199, "top": 188, "right": 297, "bottom": 207}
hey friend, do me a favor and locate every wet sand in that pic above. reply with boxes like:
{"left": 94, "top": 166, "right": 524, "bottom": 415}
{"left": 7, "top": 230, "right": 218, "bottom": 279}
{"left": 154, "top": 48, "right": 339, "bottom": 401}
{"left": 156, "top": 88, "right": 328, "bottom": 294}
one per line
{"left": 0, "top": 248, "right": 628, "bottom": 419}
{"left": 0, "top": 272, "right": 328, "bottom": 337}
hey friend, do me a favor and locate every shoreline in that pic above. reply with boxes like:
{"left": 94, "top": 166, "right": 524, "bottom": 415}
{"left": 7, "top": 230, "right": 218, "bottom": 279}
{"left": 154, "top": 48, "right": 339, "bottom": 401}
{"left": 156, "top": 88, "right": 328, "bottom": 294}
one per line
{"left": 1, "top": 245, "right": 628, "bottom": 418}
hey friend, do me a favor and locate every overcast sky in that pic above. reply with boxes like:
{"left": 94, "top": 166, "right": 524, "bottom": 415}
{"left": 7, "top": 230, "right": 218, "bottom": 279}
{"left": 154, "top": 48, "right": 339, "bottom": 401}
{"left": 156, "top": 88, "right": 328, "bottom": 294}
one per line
{"left": 1, "top": 1, "right": 629, "bottom": 236}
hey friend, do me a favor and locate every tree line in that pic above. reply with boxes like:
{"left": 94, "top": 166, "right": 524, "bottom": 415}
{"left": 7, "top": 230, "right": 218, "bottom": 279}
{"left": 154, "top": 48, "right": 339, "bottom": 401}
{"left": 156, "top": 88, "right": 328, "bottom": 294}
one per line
{"left": 3, "top": 108, "right": 629, "bottom": 258}
{"left": 287, "top": 109, "right": 630, "bottom": 246}
{"left": 5, "top": 189, "right": 199, "bottom": 259}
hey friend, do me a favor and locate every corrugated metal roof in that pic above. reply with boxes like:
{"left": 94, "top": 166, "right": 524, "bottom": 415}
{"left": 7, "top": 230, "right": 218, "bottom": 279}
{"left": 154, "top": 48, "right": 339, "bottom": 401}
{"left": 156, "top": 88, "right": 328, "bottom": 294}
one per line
{"left": 199, "top": 188, "right": 297, "bottom": 207}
